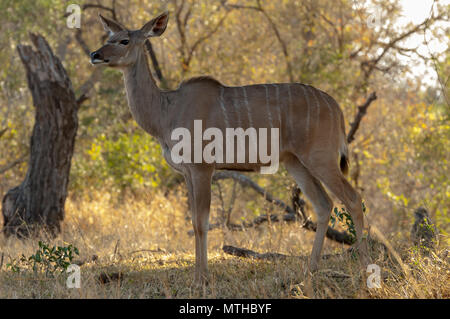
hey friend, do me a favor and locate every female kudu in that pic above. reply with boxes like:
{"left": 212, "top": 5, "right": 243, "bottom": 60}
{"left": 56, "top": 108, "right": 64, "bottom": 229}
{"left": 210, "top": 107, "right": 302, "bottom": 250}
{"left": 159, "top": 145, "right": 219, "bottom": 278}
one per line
{"left": 90, "top": 12, "right": 368, "bottom": 285}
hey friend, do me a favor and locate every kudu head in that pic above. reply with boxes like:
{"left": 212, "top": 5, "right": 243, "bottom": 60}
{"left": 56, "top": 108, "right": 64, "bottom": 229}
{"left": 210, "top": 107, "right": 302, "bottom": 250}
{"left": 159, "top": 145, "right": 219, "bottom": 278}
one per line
{"left": 90, "top": 12, "right": 169, "bottom": 68}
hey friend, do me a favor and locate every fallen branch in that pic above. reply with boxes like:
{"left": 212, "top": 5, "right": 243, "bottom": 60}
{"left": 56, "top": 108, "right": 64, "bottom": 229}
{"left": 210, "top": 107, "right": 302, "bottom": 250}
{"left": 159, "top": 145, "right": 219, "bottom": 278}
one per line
{"left": 213, "top": 171, "right": 293, "bottom": 214}
{"left": 187, "top": 171, "right": 354, "bottom": 245}
{"left": 223, "top": 245, "right": 337, "bottom": 261}
{"left": 213, "top": 172, "right": 354, "bottom": 246}
{"left": 223, "top": 245, "right": 289, "bottom": 260}
{"left": 187, "top": 213, "right": 302, "bottom": 235}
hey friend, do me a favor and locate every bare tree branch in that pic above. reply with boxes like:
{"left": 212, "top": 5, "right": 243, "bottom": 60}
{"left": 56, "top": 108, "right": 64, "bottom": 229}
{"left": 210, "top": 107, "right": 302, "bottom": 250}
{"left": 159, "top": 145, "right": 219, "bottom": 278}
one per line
{"left": 423, "top": 0, "right": 450, "bottom": 107}
{"left": 316, "top": 9, "right": 343, "bottom": 52}
{"left": 189, "top": 171, "right": 355, "bottom": 245}
{"left": 173, "top": 0, "right": 230, "bottom": 75}
{"left": 358, "top": 10, "right": 446, "bottom": 90}
{"left": 63, "top": 3, "right": 118, "bottom": 20}
{"left": 76, "top": 68, "right": 103, "bottom": 107}
{"left": 83, "top": 4, "right": 117, "bottom": 20}
{"left": 214, "top": 171, "right": 292, "bottom": 213}
{"left": 347, "top": 92, "right": 378, "bottom": 144}
{"left": 174, "top": 0, "right": 189, "bottom": 71}
{"left": 221, "top": 0, "right": 260, "bottom": 12}
{"left": 0, "top": 155, "right": 27, "bottom": 175}
{"left": 222, "top": 0, "right": 294, "bottom": 82}
{"left": 75, "top": 29, "right": 91, "bottom": 57}
{"left": 186, "top": 12, "right": 230, "bottom": 68}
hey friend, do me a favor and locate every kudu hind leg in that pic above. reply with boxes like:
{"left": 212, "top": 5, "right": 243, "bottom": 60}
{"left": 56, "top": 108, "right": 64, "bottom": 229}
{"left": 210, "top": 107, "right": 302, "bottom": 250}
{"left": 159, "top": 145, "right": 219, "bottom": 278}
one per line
{"left": 284, "top": 155, "right": 333, "bottom": 272}
{"left": 185, "top": 167, "right": 213, "bottom": 285}
{"left": 310, "top": 163, "right": 369, "bottom": 265}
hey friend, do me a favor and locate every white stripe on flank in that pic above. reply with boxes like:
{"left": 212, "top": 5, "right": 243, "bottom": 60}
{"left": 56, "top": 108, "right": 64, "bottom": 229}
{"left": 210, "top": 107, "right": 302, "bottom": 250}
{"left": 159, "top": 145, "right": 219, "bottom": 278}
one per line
{"left": 311, "top": 87, "right": 321, "bottom": 134}
{"left": 287, "top": 84, "right": 294, "bottom": 134}
{"left": 242, "top": 87, "right": 253, "bottom": 127}
{"left": 319, "top": 91, "right": 335, "bottom": 143}
{"left": 233, "top": 88, "right": 242, "bottom": 128}
{"left": 264, "top": 85, "right": 274, "bottom": 128}
{"left": 301, "top": 85, "right": 311, "bottom": 141}
{"left": 220, "top": 86, "right": 230, "bottom": 128}
{"left": 272, "top": 84, "right": 282, "bottom": 127}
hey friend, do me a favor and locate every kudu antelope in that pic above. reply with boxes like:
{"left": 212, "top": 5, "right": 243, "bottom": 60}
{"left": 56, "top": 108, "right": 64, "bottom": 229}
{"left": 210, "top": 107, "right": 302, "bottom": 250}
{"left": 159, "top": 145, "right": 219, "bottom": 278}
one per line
{"left": 91, "top": 12, "right": 369, "bottom": 284}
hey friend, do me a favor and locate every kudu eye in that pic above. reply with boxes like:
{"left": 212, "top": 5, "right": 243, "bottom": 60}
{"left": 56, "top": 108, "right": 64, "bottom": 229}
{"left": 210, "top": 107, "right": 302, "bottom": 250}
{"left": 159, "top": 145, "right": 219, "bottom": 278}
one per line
{"left": 120, "top": 39, "right": 129, "bottom": 45}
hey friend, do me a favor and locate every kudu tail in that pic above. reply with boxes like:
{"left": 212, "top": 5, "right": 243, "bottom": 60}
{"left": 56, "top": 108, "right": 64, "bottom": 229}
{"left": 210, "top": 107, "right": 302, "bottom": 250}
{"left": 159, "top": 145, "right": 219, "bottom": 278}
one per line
{"left": 339, "top": 116, "right": 349, "bottom": 177}
{"left": 340, "top": 151, "right": 349, "bottom": 177}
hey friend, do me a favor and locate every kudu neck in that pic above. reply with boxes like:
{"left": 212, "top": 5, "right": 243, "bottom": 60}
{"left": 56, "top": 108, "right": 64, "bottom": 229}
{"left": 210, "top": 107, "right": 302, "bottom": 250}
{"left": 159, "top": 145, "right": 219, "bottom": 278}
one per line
{"left": 122, "top": 47, "right": 163, "bottom": 138}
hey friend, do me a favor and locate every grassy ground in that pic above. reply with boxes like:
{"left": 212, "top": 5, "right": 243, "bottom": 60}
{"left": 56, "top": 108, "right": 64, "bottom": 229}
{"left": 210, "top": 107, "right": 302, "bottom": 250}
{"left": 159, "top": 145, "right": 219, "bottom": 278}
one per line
{"left": 0, "top": 190, "right": 448, "bottom": 299}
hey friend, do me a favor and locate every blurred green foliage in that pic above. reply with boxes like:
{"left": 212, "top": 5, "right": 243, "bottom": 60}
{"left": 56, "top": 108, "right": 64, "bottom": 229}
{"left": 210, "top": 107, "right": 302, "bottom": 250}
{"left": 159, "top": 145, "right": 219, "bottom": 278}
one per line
{"left": 71, "top": 127, "right": 171, "bottom": 192}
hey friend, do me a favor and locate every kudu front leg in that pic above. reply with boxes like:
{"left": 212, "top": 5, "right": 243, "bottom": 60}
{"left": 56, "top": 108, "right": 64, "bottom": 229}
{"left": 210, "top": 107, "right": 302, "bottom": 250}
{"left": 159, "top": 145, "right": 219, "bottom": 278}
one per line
{"left": 185, "top": 166, "right": 213, "bottom": 285}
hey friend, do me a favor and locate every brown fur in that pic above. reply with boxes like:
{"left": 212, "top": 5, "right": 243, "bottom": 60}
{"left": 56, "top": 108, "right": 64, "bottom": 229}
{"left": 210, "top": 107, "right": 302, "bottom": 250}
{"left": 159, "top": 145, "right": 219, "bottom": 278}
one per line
{"left": 181, "top": 76, "right": 223, "bottom": 86}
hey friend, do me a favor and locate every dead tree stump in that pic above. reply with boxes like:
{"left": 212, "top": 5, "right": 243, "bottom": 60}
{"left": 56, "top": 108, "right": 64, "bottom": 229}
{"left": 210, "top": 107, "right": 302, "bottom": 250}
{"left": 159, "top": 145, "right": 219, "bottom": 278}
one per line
{"left": 2, "top": 34, "right": 79, "bottom": 237}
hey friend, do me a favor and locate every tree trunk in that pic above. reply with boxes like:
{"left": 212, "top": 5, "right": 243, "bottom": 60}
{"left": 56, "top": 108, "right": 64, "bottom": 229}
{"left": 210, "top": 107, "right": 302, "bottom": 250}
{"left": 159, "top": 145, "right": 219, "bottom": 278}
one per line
{"left": 2, "top": 34, "right": 79, "bottom": 238}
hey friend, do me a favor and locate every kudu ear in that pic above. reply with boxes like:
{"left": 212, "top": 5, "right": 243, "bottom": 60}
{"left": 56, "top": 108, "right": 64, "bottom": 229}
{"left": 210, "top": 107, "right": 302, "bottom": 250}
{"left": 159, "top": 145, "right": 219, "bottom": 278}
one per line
{"left": 98, "top": 14, "right": 125, "bottom": 35}
{"left": 140, "top": 12, "right": 169, "bottom": 38}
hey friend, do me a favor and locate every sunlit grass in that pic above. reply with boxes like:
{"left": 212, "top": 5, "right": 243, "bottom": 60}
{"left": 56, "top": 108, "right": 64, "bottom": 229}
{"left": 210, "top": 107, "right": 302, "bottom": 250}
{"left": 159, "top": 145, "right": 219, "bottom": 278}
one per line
{"left": 0, "top": 190, "right": 448, "bottom": 298}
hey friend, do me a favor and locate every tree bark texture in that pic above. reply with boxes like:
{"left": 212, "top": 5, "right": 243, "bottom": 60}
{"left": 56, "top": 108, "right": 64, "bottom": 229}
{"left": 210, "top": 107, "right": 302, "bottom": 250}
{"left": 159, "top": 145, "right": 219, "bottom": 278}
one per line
{"left": 2, "top": 34, "right": 78, "bottom": 237}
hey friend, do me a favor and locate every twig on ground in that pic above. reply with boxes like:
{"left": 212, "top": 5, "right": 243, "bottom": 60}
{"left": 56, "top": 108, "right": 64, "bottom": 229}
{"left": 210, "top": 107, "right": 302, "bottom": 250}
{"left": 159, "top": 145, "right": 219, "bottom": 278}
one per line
{"left": 222, "top": 245, "right": 336, "bottom": 261}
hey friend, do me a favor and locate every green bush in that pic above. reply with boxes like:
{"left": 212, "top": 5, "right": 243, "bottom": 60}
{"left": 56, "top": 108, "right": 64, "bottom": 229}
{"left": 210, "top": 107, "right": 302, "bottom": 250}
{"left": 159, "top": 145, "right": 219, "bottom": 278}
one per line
{"left": 7, "top": 241, "right": 79, "bottom": 277}
{"left": 70, "top": 129, "right": 172, "bottom": 194}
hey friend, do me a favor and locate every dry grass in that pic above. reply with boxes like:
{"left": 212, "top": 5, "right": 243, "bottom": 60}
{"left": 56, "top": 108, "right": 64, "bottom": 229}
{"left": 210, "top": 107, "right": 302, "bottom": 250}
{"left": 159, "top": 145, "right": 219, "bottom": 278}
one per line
{"left": 0, "top": 190, "right": 448, "bottom": 299}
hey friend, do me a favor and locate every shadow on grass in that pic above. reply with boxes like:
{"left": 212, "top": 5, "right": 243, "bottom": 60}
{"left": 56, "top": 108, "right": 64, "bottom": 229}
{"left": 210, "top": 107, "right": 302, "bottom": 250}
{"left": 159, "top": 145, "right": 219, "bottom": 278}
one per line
{"left": 0, "top": 238, "right": 398, "bottom": 299}
{"left": 85, "top": 251, "right": 374, "bottom": 299}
